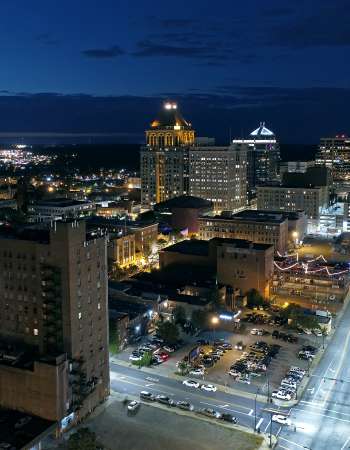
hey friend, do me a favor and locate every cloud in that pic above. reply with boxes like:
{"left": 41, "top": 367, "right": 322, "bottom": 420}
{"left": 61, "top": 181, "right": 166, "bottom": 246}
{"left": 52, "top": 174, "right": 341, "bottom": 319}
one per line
{"left": 0, "top": 88, "right": 349, "bottom": 144}
{"left": 133, "top": 39, "right": 223, "bottom": 60}
{"left": 82, "top": 45, "right": 124, "bottom": 59}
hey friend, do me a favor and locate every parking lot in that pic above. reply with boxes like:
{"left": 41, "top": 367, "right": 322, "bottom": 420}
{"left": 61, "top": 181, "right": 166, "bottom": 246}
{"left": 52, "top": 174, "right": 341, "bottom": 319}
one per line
{"left": 113, "top": 308, "right": 320, "bottom": 397}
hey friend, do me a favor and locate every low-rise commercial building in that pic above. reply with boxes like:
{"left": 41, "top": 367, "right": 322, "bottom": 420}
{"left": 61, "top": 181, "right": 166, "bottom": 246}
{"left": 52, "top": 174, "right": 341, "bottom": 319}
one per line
{"left": 198, "top": 210, "right": 288, "bottom": 254}
{"left": 29, "top": 198, "right": 95, "bottom": 221}
{"left": 160, "top": 238, "right": 274, "bottom": 297}
{"left": 108, "top": 232, "right": 136, "bottom": 267}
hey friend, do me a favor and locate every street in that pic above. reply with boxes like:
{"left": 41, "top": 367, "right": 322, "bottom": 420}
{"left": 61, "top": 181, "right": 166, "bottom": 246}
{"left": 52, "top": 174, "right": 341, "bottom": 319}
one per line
{"left": 110, "top": 361, "right": 288, "bottom": 438}
{"left": 277, "top": 296, "right": 350, "bottom": 450}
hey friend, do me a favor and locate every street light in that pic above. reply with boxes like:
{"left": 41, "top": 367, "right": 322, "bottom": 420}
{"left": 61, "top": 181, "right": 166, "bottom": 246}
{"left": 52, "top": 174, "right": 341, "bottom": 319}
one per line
{"left": 211, "top": 316, "right": 219, "bottom": 341}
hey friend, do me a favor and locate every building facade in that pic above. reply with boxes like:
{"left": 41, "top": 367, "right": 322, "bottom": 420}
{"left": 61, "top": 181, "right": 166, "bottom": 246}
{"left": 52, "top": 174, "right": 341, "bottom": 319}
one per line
{"left": 189, "top": 144, "right": 247, "bottom": 213}
{"left": 141, "top": 102, "right": 195, "bottom": 208}
{"left": 316, "top": 135, "right": 350, "bottom": 181}
{"left": 0, "top": 221, "right": 109, "bottom": 423}
{"left": 232, "top": 123, "right": 280, "bottom": 199}
{"left": 108, "top": 232, "right": 136, "bottom": 267}
{"left": 216, "top": 239, "right": 274, "bottom": 298}
{"left": 257, "top": 185, "right": 329, "bottom": 219}
{"left": 198, "top": 210, "right": 288, "bottom": 254}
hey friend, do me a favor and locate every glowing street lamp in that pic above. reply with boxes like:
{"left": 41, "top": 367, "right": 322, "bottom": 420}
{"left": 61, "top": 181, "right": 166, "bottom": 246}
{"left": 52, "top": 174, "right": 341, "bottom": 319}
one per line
{"left": 211, "top": 316, "right": 219, "bottom": 341}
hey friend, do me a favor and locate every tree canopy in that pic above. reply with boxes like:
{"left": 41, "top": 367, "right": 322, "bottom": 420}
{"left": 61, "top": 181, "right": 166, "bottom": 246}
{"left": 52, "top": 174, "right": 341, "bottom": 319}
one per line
{"left": 156, "top": 320, "right": 179, "bottom": 345}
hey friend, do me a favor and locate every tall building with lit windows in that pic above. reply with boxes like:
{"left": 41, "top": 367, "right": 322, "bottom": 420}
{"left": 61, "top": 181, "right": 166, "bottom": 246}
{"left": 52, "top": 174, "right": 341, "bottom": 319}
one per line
{"left": 141, "top": 102, "right": 195, "bottom": 209}
{"left": 0, "top": 220, "right": 109, "bottom": 425}
{"left": 232, "top": 122, "right": 280, "bottom": 200}
{"left": 189, "top": 144, "right": 247, "bottom": 213}
{"left": 316, "top": 134, "right": 350, "bottom": 182}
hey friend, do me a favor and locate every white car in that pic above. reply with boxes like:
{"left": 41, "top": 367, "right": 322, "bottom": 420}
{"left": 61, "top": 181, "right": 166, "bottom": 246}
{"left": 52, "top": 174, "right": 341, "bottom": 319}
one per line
{"left": 129, "top": 354, "right": 142, "bottom": 361}
{"left": 272, "top": 391, "right": 291, "bottom": 401}
{"left": 250, "top": 329, "right": 259, "bottom": 335}
{"left": 163, "top": 345, "right": 175, "bottom": 353}
{"left": 127, "top": 400, "right": 140, "bottom": 411}
{"left": 313, "top": 329, "right": 322, "bottom": 337}
{"left": 189, "top": 369, "right": 205, "bottom": 377}
{"left": 303, "top": 329, "right": 312, "bottom": 335}
{"left": 228, "top": 370, "right": 240, "bottom": 378}
{"left": 272, "top": 414, "right": 291, "bottom": 426}
{"left": 183, "top": 379, "right": 200, "bottom": 388}
{"left": 201, "top": 384, "right": 217, "bottom": 392}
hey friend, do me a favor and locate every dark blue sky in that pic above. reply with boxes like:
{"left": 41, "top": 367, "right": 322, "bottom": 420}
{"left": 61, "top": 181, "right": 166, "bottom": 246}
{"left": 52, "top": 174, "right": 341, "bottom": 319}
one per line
{"left": 0, "top": 0, "right": 349, "bottom": 143}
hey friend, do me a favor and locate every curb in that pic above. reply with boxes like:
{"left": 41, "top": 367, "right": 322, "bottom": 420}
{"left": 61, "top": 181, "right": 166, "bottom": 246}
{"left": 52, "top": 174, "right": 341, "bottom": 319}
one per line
{"left": 110, "top": 388, "right": 274, "bottom": 449}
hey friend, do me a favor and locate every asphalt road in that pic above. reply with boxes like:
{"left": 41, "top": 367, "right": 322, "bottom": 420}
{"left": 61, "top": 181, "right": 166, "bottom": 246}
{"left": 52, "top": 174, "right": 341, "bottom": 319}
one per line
{"left": 110, "top": 361, "right": 289, "bottom": 437}
{"left": 277, "top": 296, "right": 350, "bottom": 450}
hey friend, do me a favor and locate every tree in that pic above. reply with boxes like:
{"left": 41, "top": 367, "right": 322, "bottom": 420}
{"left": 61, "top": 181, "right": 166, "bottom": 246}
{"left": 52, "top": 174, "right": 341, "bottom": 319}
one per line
{"left": 132, "top": 351, "right": 153, "bottom": 368}
{"left": 156, "top": 320, "right": 179, "bottom": 345}
{"left": 295, "top": 314, "right": 320, "bottom": 331}
{"left": 246, "top": 289, "right": 266, "bottom": 308}
{"left": 66, "top": 428, "right": 104, "bottom": 450}
{"left": 190, "top": 309, "right": 207, "bottom": 330}
{"left": 109, "top": 320, "right": 120, "bottom": 354}
{"left": 174, "top": 305, "right": 187, "bottom": 325}
{"left": 177, "top": 360, "right": 189, "bottom": 375}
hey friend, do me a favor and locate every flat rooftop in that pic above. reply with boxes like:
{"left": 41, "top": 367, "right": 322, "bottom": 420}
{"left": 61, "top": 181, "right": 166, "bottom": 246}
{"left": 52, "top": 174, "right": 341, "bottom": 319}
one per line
{"left": 162, "top": 240, "right": 209, "bottom": 256}
{"left": 36, "top": 198, "right": 92, "bottom": 207}
{"left": 0, "top": 408, "right": 54, "bottom": 450}
{"left": 203, "top": 210, "right": 287, "bottom": 224}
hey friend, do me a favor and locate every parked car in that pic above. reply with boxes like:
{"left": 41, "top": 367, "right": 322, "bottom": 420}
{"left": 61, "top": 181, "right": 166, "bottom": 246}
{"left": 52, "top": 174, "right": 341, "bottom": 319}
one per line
{"left": 221, "top": 413, "right": 238, "bottom": 423}
{"left": 198, "top": 408, "right": 222, "bottom": 419}
{"left": 127, "top": 400, "right": 140, "bottom": 411}
{"left": 156, "top": 395, "right": 175, "bottom": 406}
{"left": 140, "top": 391, "right": 155, "bottom": 401}
{"left": 189, "top": 369, "right": 205, "bottom": 377}
{"left": 183, "top": 379, "right": 200, "bottom": 388}
{"left": 163, "top": 345, "right": 175, "bottom": 353}
{"left": 176, "top": 401, "right": 194, "bottom": 411}
{"left": 272, "top": 391, "right": 292, "bottom": 401}
{"left": 129, "top": 354, "right": 142, "bottom": 361}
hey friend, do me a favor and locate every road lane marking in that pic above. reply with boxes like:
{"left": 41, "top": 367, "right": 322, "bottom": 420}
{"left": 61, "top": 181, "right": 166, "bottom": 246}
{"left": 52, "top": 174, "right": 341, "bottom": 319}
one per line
{"left": 320, "top": 326, "right": 350, "bottom": 408}
{"left": 298, "top": 401, "right": 350, "bottom": 417}
{"left": 111, "top": 370, "right": 253, "bottom": 411}
{"left": 145, "top": 383, "right": 155, "bottom": 387}
{"left": 263, "top": 419, "right": 271, "bottom": 433}
{"left": 199, "top": 401, "right": 252, "bottom": 417}
{"left": 248, "top": 409, "right": 254, "bottom": 416}
{"left": 279, "top": 436, "right": 308, "bottom": 449}
{"left": 293, "top": 407, "right": 350, "bottom": 424}
{"left": 341, "top": 436, "right": 350, "bottom": 450}
{"left": 256, "top": 418, "right": 263, "bottom": 430}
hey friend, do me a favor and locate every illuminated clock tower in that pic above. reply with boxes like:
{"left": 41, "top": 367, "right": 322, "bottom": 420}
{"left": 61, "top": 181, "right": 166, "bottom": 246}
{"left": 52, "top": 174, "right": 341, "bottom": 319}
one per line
{"left": 141, "top": 102, "right": 195, "bottom": 208}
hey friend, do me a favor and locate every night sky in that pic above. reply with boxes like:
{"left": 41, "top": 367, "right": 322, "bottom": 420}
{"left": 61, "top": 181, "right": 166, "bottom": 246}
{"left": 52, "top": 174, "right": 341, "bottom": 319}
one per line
{"left": 0, "top": 0, "right": 349, "bottom": 143}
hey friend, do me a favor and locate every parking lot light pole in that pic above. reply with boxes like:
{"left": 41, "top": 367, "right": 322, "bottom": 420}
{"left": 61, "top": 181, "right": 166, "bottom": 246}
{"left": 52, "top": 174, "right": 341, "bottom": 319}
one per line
{"left": 254, "top": 387, "right": 260, "bottom": 431}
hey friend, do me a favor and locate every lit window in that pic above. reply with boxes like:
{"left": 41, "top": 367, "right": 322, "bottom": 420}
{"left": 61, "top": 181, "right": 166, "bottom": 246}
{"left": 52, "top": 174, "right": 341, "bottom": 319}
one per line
{"left": 33, "top": 328, "right": 39, "bottom": 336}
{"left": 78, "top": 312, "right": 82, "bottom": 319}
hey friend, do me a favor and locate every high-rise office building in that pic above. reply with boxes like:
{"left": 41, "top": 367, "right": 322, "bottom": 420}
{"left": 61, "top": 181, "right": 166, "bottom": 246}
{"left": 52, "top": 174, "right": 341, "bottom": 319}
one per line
{"left": 316, "top": 134, "right": 350, "bottom": 181}
{"left": 232, "top": 123, "right": 280, "bottom": 199}
{"left": 189, "top": 144, "right": 247, "bottom": 213}
{"left": 0, "top": 220, "right": 109, "bottom": 424}
{"left": 140, "top": 102, "right": 195, "bottom": 209}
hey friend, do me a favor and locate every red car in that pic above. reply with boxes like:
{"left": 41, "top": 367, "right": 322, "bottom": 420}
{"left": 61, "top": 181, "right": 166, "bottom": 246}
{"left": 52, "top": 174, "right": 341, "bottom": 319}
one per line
{"left": 158, "top": 351, "right": 169, "bottom": 361}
